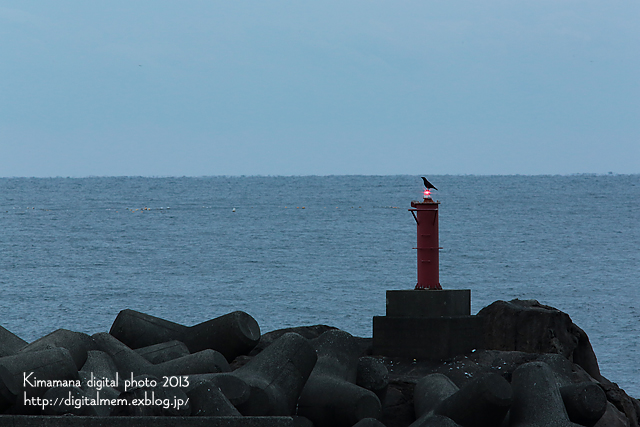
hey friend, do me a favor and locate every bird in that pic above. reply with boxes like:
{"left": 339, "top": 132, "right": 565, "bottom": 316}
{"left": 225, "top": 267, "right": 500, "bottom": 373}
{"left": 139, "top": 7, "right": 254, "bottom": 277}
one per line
{"left": 421, "top": 177, "right": 438, "bottom": 191}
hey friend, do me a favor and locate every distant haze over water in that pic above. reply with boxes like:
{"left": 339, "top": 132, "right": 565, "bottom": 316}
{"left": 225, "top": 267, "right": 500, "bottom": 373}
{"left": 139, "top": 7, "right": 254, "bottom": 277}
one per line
{"left": 1, "top": 175, "right": 638, "bottom": 397}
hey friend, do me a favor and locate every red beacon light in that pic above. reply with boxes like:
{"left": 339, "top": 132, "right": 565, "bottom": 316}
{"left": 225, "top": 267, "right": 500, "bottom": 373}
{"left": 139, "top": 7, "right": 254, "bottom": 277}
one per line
{"left": 423, "top": 189, "right": 432, "bottom": 200}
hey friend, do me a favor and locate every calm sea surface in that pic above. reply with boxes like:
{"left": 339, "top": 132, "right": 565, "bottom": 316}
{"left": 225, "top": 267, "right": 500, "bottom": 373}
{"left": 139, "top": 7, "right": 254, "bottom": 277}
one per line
{"left": 1, "top": 175, "right": 638, "bottom": 396}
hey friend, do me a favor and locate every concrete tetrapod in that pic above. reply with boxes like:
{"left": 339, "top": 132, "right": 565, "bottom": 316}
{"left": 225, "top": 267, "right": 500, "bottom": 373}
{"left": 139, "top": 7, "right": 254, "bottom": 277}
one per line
{"left": 135, "top": 340, "right": 190, "bottom": 364}
{"left": 410, "top": 373, "right": 461, "bottom": 427}
{"left": 19, "top": 329, "right": 97, "bottom": 370}
{"left": 183, "top": 373, "right": 250, "bottom": 407}
{"left": 297, "top": 330, "right": 382, "bottom": 427}
{"left": 109, "top": 309, "right": 260, "bottom": 362}
{"left": 93, "top": 332, "right": 230, "bottom": 378}
{"left": 186, "top": 380, "right": 241, "bottom": 416}
{"left": 352, "top": 418, "right": 387, "bottom": 427}
{"left": 230, "top": 332, "right": 317, "bottom": 416}
{"left": 77, "top": 372, "right": 121, "bottom": 416}
{"left": 434, "top": 373, "right": 512, "bottom": 427}
{"left": 80, "top": 350, "right": 119, "bottom": 383}
{"left": 78, "top": 350, "right": 121, "bottom": 416}
{"left": 413, "top": 373, "right": 460, "bottom": 418}
{"left": 0, "top": 325, "right": 27, "bottom": 357}
{"left": 113, "top": 375, "right": 191, "bottom": 417}
{"left": 41, "top": 386, "right": 91, "bottom": 416}
{"left": 560, "top": 382, "right": 608, "bottom": 427}
{"left": 411, "top": 416, "right": 462, "bottom": 427}
{"left": 509, "top": 361, "right": 582, "bottom": 427}
{"left": 0, "top": 347, "right": 79, "bottom": 413}
{"left": 356, "top": 356, "right": 389, "bottom": 404}
{"left": 537, "top": 353, "right": 607, "bottom": 426}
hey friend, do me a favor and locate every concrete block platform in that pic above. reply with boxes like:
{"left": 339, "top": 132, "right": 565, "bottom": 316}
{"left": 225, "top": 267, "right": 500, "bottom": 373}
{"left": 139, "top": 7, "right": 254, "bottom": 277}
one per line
{"left": 0, "top": 416, "right": 294, "bottom": 427}
{"left": 373, "top": 289, "right": 482, "bottom": 360}
{"left": 372, "top": 316, "right": 483, "bottom": 359}
{"left": 385, "top": 290, "right": 470, "bottom": 318}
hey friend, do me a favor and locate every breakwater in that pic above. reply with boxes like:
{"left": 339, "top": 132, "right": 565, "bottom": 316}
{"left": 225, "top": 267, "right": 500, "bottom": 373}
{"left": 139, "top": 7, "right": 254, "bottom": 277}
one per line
{"left": 0, "top": 299, "right": 638, "bottom": 427}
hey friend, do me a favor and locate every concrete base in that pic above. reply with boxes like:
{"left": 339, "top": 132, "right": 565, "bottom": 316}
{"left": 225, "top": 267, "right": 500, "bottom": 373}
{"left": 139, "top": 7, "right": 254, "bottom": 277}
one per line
{"left": 372, "top": 316, "right": 483, "bottom": 360}
{"left": 386, "top": 290, "right": 470, "bottom": 318}
{"left": 0, "top": 416, "right": 294, "bottom": 427}
{"left": 373, "top": 289, "right": 481, "bottom": 360}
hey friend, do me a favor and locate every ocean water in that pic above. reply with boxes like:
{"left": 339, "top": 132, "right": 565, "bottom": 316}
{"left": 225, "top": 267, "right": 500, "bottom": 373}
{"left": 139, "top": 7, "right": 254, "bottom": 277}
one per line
{"left": 0, "top": 175, "right": 638, "bottom": 397}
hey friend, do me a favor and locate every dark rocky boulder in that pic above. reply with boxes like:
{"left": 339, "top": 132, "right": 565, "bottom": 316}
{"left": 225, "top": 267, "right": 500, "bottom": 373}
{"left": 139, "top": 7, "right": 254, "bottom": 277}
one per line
{"left": 476, "top": 299, "right": 639, "bottom": 427}
{"left": 478, "top": 299, "right": 578, "bottom": 356}
{"left": 477, "top": 299, "right": 601, "bottom": 379}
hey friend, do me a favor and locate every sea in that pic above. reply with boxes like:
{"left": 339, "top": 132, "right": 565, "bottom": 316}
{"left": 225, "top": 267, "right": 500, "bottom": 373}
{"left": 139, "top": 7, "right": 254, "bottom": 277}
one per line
{"left": 0, "top": 175, "right": 638, "bottom": 397}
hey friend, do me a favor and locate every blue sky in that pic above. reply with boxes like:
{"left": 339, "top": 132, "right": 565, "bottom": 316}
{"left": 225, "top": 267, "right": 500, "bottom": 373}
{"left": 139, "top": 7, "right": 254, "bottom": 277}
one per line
{"left": 1, "top": 1, "right": 638, "bottom": 176}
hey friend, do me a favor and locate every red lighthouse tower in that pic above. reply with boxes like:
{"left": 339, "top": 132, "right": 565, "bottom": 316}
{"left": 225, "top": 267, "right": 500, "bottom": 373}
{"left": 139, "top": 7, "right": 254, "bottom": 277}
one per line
{"left": 409, "top": 189, "right": 442, "bottom": 290}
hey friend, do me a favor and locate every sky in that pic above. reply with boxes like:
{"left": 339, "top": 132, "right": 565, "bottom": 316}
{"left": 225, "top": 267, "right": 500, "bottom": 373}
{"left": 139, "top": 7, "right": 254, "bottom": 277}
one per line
{"left": 1, "top": 1, "right": 638, "bottom": 177}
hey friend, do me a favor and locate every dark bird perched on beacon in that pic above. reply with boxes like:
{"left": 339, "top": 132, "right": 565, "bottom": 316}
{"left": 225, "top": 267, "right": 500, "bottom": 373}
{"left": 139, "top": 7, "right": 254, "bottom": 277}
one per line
{"left": 421, "top": 177, "right": 438, "bottom": 191}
